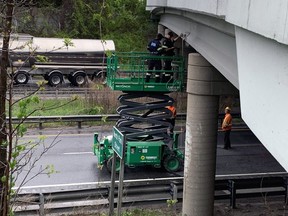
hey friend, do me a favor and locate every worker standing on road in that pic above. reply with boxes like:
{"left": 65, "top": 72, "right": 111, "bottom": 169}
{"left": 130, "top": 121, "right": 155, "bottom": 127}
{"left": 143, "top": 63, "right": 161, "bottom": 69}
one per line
{"left": 146, "top": 33, "right": 164, "bottom": 83}
{"left": 222, "top": 107, "right": 232, "bottom": 149}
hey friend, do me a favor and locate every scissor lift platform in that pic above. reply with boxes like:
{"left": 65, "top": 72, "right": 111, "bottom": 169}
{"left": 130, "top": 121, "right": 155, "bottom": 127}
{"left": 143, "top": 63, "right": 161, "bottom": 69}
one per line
{"left": 106, "top": 52, "right": 185, "bottom": 92}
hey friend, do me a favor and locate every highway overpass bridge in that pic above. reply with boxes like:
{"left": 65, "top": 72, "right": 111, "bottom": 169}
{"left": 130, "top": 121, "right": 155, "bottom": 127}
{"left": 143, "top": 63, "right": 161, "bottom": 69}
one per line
{"left": 146, "top": 1, "right": 288, "bottom": 215}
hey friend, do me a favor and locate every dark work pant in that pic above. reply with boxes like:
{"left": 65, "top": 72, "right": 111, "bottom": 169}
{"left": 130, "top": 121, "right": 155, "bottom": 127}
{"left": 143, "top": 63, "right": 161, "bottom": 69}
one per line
{"left": 166, "top": 118, "right": 175, "bottom": 133}
{"left": 164, "top": 60, "right": 172, "bottom": 70}
{"left": 163, "top": 58, "right": 173, "bottom": 82}
{"left": 224, "top": 130, "right": 231, "bottom": 149}
{"left": 148, "top": 59, "right": 162, "bottom": 71}
{"left": 146, "top": 59, "right": 162, "bottom": 82}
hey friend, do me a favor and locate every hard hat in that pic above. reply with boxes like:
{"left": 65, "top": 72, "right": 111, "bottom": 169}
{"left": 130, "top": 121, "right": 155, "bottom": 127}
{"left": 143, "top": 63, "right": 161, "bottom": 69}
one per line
{"left": 225, "top": 107, "right": 231, "bottom": 111}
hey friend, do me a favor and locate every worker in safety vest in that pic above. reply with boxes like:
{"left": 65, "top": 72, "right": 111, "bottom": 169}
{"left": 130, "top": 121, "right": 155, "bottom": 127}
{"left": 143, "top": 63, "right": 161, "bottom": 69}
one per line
{"left": 222, "top": 106, "right": 232, "bottom": 149}
{"left": 166, "top": 105, "right": 177, "bottom": 133}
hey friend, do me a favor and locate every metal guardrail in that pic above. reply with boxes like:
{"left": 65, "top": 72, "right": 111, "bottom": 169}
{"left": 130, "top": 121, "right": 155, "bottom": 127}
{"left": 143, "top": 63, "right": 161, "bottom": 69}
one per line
{"left": 13, "top": 172, "right": 288, "bottom": 215}
{"left": 9, "top": 114, "right": 120, "bottom": 129}
{"left": 12, "top": 87, "right": 94, "bottom": 93}
{"left": 8, "top": 113, "right": 242, "bottom": 130}
{"left": 10, "top": 87, "right": 97, "bottom": 99}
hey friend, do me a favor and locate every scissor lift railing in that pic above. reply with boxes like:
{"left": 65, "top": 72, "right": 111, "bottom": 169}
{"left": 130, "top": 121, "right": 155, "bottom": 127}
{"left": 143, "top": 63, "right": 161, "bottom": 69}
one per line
{"left": 106, "top": 52, "right": 185, "bottom": 93}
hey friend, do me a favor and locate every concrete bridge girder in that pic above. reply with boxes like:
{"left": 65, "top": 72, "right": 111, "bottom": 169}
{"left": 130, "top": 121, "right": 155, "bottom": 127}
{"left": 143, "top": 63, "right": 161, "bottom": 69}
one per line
{"left": 153, "top": 9, "right": 239, "bottom": 89}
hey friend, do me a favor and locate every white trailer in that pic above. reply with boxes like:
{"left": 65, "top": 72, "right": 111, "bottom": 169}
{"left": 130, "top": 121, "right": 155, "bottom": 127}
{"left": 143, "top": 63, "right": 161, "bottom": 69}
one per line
{"left": 2, "top": 34, "right": 115, "bottom": 86}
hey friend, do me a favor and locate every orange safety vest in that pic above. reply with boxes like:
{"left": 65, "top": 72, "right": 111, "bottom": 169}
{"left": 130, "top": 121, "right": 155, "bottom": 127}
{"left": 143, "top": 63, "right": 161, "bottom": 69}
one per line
{"left": 166, "top": 106, "right": 177, "bottom": 118}
{"left": 222, "top": 113, "right": 232, "bottom": 131}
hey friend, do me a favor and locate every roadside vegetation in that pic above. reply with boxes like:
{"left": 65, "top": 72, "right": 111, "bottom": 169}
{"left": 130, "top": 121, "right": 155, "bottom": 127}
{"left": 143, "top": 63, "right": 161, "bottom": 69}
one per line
{"left": 0, "top": 1, "right": 158, "bottom": 215}
{"left": 11, "top": 91, "right": 187, "bottom": 117}
{"left": 11, "top": 98, "right": 112, "bottom": 116}
{"left": 15, "top": 0, "right": 157, "bottom": 52}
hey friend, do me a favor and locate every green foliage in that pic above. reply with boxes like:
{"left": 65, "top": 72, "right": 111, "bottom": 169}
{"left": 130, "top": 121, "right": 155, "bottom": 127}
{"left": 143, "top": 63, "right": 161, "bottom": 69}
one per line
{"left": 9, "top": 160, "right": 17, "bottom": 170}
{"left": 17, "top": 95, "right": 40, "bottom": 119}
{"left": 78, "top": 107, "right": 104, "bottom": 115}
{"left": 1, "top": 140, "right": 8, "bottom": 147}
{"left": 63, "top": 38, "right": 74, "bottom": 48}
{"left": 8, "top": 208, "right": 14, "bottom": 216}
{"left": 167, "top": 199, "right": 178, "bottom": 208}
{"left": 101, "top": 116, "right": 108, "bottom": 123}
{"left": 12, "top": 0, "right": 156, "bottom": 50}
{"left": 35, "top": 55, "right": 49, "bottom": 62}
{"left": 65, "top": 0, "right": 100, "bottom": 38}
{"left": 1, "top": 176, "right": 7, "bottom": 183}
{"left": 36, "top": 80, "right": 48, "bottom": 88}
{"left": 46, "top": 164, "right": 58, "bottom": 177}
{"left": 16, "top": 124, "right": 27, "bottom": 137}
{"left": 120, "top": 208, "right": 178, "bottom": 216}
{"left": 16, "top": 144, "right": 26, "bottom": 152}
{"left": 98, "top": 0, "right": 156, "bottom": 51}
{"left": 13, "top": 98, "right": 105, "bottom": 116}
{"left": 2, "top": 0, "right": 157, "bottom": 54}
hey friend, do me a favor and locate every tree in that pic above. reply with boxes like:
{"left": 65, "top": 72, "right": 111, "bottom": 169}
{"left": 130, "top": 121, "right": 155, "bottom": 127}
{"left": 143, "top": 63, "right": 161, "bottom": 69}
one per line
{"left": 0, "top": 1, "right": 14, "bottom": 215}
{"left": 0, "top": 2, "right": 78, "bottom": 214}
{"left": 40, "top": 0, "right": 156, "bottom": 51}
{"left": 2, "top": 0, "right": 156, "bottom": 51}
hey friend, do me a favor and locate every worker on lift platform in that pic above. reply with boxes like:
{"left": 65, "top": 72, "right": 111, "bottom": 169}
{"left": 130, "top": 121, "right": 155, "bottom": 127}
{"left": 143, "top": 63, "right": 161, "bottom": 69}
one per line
{"left": 146, "top": 33, "right": 165, "bottom": 83}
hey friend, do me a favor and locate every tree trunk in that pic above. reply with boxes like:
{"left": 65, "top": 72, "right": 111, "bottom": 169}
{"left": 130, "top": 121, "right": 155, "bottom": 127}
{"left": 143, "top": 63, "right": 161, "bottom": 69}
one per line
{"left": 0, "top": 1, "right": 14, "bottom": 215}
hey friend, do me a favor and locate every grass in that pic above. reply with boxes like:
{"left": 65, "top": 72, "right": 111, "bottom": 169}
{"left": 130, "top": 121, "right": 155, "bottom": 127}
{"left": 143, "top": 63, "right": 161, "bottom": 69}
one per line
{"left": 63, "top": 207, "right": 180, "bottom": 216}
{"left": 9, "top": 89, "right": 188, "bottom": 117}
{"left": 10, "top": 98, "right": 117, "bottom": 117}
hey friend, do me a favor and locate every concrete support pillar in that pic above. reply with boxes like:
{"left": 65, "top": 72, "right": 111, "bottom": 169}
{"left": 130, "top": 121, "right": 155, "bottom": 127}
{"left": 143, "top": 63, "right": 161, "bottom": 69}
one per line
{"left": 182, "top": 53, "right": 220, "bottom": 216}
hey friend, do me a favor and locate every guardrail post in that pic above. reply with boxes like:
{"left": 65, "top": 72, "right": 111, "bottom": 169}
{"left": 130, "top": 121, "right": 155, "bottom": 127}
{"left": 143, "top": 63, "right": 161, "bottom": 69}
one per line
{"left": 284, "top": 177, "right": 288, "bottom": 204}
{"left": 78, "top": 121, "right": 82, "bottom": 129}
{"left": 85, "top": 89, "right": 88, "bottom": 99}
{"left": 228, "top": 180, "right": 236, "bottom": 208}
{"left": 170, "top": 183, "right": 178, "bottom": 201}
{"left": 39, "top": 193, "right": 44, "bottom": 216}
{"left": 109, "top": 152, "right": 117, "bottom": 216}
{"left": 39, "top": 122, "right": 43, "bottom": 130}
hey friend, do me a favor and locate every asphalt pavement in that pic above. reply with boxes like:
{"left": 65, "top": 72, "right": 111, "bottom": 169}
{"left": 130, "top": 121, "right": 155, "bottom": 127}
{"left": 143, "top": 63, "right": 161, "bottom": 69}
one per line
{"left": 22, "top": 125, "right": 285, "bottom": 184}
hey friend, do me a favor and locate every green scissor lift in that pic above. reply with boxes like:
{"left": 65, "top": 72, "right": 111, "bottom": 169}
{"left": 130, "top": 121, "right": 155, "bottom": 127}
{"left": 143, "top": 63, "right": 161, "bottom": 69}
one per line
{"left": 93, "top": 52, "right": 185, "bottom": 172}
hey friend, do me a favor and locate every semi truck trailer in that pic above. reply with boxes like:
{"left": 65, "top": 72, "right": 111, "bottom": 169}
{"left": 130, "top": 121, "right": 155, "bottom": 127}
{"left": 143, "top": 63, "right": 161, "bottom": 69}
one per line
{"left": 1, "top": 34, "right": 115, "bottom": 86}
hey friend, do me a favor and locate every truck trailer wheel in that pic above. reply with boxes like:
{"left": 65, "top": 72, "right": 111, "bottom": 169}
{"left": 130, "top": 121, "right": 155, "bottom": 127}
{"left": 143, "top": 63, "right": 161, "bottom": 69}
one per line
{"left": 48, "top": 72, "right": 63, "bottom": 86}
{"left": 106, "top": 156, "right": 121, "bottom": 173}
{"left": 163, "top": 155, "right": 182, "bottom": 172}
{"left": 14, "top": 71, "right": 29, "bottom": 84}
{"left": 73, "top": 73, "right": 87, "bottom": 86}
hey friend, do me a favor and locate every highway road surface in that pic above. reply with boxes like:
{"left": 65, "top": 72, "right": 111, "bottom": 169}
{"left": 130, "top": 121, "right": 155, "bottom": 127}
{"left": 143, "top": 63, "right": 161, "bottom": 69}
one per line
{"left": 15, "top": 126, "right": 285, "bottom": 188}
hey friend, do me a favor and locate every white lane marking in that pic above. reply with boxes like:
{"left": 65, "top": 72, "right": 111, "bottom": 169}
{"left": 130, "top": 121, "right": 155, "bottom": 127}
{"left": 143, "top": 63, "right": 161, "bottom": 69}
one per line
{"left": 63, "top": 152, "right": 93, "bottom": 155}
